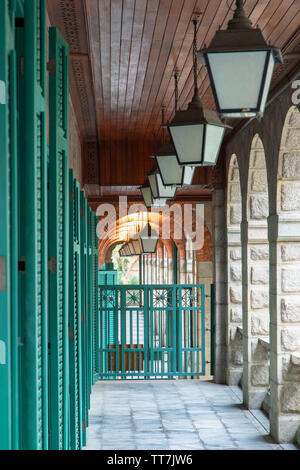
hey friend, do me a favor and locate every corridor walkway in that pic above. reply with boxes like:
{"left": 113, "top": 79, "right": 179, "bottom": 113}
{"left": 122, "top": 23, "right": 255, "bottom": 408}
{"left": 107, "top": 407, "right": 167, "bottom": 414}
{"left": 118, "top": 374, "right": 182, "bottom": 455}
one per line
{"left": 84, "top": 381, "right": 298, "bottom": 451}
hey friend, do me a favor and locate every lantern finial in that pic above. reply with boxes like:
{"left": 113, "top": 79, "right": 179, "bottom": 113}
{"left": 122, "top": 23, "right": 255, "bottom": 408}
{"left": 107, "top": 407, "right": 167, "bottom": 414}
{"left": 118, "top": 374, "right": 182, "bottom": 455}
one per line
{"left": 228, "top": 0, "right": 252, "bottom": 30}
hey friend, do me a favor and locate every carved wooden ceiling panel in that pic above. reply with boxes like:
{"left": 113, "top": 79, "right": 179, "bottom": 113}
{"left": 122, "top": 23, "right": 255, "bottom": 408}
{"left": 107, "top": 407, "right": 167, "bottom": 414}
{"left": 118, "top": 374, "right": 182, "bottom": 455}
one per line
{"left": 47, "top": 0, "right": 300, "bottom": 190}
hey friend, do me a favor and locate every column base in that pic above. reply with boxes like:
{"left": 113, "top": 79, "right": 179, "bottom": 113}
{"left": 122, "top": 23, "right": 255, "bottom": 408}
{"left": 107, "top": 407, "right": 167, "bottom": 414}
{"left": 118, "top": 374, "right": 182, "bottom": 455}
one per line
{"left": 243, "top": 387, "right": 267, "bottom": 410}
{"left": 226, "top": 366, "right": 243, "bottom": 386}
{"left": 270, "top": 413, "right": 300, "bottom": 443}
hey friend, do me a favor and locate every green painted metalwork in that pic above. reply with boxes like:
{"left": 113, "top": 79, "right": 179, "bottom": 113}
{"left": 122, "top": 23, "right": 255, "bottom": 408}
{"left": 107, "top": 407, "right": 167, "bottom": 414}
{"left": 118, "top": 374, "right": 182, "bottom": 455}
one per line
{"left": 0, "top": 0, "right": 17, "bottom": 451}
{"left": 48, "top": 26, "right": 69, "bottom": 450}
{"left": 173, "top": 242, "right": 178, "bottom": 284}
{"left": 98, "top": 284, "right": 207, "bottom": 379}
{"left": 18, "top": 0, "right": 48, "bottom": 450}
{"left": 210, "top": 284, "right": 215, "bottom": 376}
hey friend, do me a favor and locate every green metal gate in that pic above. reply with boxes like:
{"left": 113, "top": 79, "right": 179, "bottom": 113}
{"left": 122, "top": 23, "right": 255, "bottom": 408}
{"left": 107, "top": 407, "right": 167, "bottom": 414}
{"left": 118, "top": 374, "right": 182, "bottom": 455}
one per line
{"left": 98, "top": 284, "right": 206, "bottom": 379}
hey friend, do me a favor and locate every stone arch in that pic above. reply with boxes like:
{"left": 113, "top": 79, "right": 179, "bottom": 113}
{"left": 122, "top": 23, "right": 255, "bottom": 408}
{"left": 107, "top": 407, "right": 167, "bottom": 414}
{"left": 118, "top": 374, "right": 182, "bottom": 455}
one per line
{"left": 226, "top": 154, "right": 243, "bottom": 385}
{"left": 268, "top": 105, "right": 300, "bottom": 442}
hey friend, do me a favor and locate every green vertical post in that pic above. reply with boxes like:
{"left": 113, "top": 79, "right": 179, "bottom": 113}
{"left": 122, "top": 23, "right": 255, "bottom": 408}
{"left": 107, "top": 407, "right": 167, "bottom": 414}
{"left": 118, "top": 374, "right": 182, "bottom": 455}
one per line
{"left": 173, "top": 242, "right": 178, "bottom": 284}
{"left": 79, "top": 191, "right": 87, "bottom": 446}
{"left": 210, "top": 284, "right": 215, "bottom": 376}
{"left": 48, "top": 26, "right": 70, "bottom": 450}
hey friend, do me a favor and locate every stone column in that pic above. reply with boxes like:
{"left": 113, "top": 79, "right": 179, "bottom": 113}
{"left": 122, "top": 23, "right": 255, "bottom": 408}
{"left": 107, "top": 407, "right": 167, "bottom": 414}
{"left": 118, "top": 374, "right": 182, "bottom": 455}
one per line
{"left": 269, "top": 213, "right": 300, "bottom": 442}
{"left": 212, "top": 189, "right": 227, "bottom": 384}
{"left": 241, "top": 216, "right": 270, "bottom": 410}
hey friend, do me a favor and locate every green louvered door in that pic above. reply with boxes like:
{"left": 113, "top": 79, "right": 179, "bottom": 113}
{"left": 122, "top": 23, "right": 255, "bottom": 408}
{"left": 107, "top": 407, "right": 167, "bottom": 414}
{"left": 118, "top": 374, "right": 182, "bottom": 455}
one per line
{"left": 48, "top": 27, "right": 70, "bottom": 450}
{"left": 18, "top": 0, "right": 48, "bottom": 450}
{"left": 0, "top": 0, "right": 18, "bottom": 451}
{"left": 69, "top": 177, "right": 83, "bottom": 450}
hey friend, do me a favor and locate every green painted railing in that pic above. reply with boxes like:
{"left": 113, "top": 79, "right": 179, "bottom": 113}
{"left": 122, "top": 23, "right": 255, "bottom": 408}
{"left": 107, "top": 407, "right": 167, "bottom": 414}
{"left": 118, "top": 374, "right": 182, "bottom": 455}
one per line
{"left": 98, "top": 284, "right": 207, "bottom": 379}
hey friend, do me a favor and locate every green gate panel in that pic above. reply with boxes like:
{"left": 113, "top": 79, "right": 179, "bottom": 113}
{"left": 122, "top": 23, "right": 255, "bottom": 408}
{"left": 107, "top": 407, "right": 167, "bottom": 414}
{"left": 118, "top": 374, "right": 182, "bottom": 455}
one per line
{"left": 98, "top": 284, "right": 207, "bottom": 379}
{"left": 18, "top": 0, "right": 48, "bottom": 450}
{"left": 0, "top": 0, "right": 17, "bottom": 451}
{"left": 48, "top": 26, "right": 70, "bottom": 450}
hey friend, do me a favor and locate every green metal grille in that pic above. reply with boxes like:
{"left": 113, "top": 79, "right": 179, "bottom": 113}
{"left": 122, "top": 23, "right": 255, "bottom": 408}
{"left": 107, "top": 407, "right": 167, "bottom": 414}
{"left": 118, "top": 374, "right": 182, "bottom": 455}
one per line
{"left": 98, "top": 284, "right": 206, "bottom": 379}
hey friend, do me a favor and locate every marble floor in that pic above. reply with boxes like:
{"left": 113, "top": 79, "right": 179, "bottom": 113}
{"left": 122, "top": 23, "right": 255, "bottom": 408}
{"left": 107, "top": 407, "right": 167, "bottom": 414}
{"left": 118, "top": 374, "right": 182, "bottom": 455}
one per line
{"left": 84, "top": 380, "right": 298, "bottom": 451}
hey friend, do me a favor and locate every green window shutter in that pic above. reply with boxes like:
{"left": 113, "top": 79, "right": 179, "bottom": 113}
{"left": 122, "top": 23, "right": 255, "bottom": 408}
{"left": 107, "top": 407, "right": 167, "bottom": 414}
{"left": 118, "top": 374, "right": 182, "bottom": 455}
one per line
{"left": 68, "top": 175, "right": 83, "bottom": 450}
{"left": 48, "top": 27, "right": 69, "bottom": 451}
{"left": 79, "top": 191, "right": 87, "bottom": 447}
{"left": 0, "top": 0, "right": 17, "bottom": 451}
{"left": 19, "top": 0, "right": 48, "bottom": 450}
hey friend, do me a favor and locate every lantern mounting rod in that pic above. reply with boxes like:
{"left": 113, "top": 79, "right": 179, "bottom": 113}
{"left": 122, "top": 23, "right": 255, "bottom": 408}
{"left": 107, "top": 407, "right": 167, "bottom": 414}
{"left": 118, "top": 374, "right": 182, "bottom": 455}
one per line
{"left": 174, "top": 70, "right": 179, "bottom": 113}
{"left": 161, "top": 106, "right": 166, "bottom": 145}
{"left": 192, "top": 17, "right": 199, "bottom": 97}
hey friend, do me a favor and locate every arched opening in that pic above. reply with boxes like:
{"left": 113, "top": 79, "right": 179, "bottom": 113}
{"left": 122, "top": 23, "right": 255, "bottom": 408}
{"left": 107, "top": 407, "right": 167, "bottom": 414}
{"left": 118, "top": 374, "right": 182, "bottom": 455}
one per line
{"left": 226, "top": 154, "right": 243, "bottom": 386}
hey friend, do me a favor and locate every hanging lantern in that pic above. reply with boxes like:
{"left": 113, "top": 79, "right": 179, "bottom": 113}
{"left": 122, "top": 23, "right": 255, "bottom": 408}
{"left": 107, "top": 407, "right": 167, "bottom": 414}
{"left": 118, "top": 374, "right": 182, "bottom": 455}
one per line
{"left": 138, "top": 221, "right": 158, "bottom": 254}
{"left": 141, "top": 184, "right": 168, "bottom": 208}
{"left": 155, "top": 88, "right": 195, "bottom": 186}
{"left": 148, "top": 170, "right": 177, "bottom": 200}
{"left": 132, "top": 239, "right": 142, "bottom": 255}
{"left": 155, "top": 144, "right": 196, "bottom": 186}
{"left": 167, "top": 18, "right": 229, "bottom": 166}
{"left": 196, "top": 0, "right": 283, "bottom": 118}
{"left": 155, "top": 97, "right": 195, "bottom": 186}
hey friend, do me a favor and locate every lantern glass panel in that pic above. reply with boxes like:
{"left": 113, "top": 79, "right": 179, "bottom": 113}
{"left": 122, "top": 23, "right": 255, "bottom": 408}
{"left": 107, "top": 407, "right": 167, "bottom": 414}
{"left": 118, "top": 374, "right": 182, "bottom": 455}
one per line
{"left": 169, "top": 123, "right": 204, "bottom": 165}
{"left": 148, "top": 174, "right": 158, "bottom": 198}
{"left": 207, "top": 50, "right": 271, "bottom": 114}
{"left": 203, "top": 124, "right": 225, "bottom": 164}
{"left": 141, "top": 237, "right": 158, "bottom": 254}
{"left": 183, "top": 166, "right": 195, "bottom": 185}
{"left": 141, "top": 187, "right": 153, "bottom": 208}
{"left": 156, "top": 173, "right": 177, "bottom": 198}
{"left": 156, "top": 154, "right": 183, "bottom": 186}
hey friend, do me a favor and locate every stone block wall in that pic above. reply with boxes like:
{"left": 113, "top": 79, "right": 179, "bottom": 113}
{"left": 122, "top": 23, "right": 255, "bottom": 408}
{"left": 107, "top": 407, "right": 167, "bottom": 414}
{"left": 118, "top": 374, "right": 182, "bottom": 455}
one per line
{"left": 225, "top": 84, "right": 300, "bottom": 442}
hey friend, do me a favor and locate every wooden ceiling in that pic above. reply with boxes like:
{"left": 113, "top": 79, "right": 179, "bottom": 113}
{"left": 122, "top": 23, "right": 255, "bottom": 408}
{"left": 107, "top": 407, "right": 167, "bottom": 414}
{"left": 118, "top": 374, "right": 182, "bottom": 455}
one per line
{"left": 47, "top": 0, "right": 300, "bottom": 192}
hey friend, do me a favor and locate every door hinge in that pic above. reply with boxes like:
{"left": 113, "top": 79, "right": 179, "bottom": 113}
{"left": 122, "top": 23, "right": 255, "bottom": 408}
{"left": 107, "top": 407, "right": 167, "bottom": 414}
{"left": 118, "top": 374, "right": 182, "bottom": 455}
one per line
{"left": 20, "top": 57, "right": 25, "bottom": 75}
{"left": 48, "top": 256, "right": 57, "bottom": 275}
{"left": 18, "top": 257, "right": 26, "bottom": 273}
{"left": 69, "top": 189, "right": 73, "bottom": 203}
{"left": 69, "top": 328, "right": 74, "bottom": 340}
{"left": 82, "top": 420, "right": 86, "bottom": 431}
{"left": 47, "top": 57, "right": 56, "bottom": 75}
{"left": 81, "top": 314, "right": 84, "bottom": 323}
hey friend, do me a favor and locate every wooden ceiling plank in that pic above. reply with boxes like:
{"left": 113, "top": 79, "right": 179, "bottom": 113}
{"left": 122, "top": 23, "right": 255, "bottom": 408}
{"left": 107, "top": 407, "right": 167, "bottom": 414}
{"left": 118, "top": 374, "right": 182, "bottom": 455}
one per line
{"left": 85, "top": 0, "right": 104, "bottom": 142}
{"left": 123, "top": 1, "right": 148, "bottom": 125}
{"left": 128, "top": 0, "right": 161, "bottom": 135}
{"left": 138, "top": 0, "right": 186, "bottom": 134}
{"left": 117, "top": 0, "right": 135, "bottom": 140}
{"left": 98, "top": 0, "right": 112, "bottom": 142}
